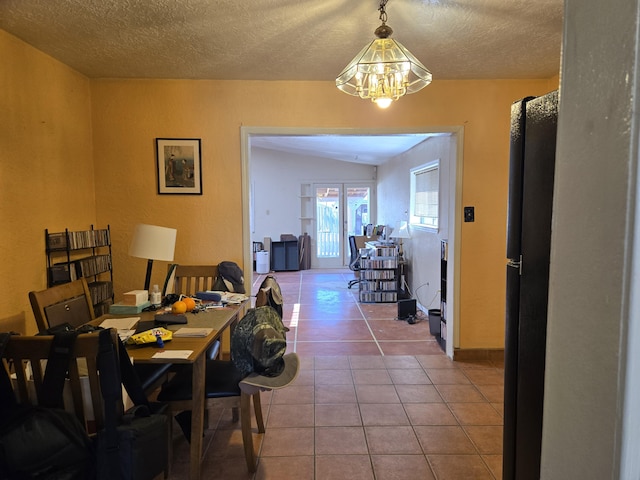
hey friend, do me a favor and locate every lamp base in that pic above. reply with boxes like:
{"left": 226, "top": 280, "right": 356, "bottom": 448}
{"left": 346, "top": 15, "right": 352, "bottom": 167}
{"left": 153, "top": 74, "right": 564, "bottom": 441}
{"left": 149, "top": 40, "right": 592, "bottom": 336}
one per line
{"left": 144, "top": 259, "right": 154, "bottom": 292}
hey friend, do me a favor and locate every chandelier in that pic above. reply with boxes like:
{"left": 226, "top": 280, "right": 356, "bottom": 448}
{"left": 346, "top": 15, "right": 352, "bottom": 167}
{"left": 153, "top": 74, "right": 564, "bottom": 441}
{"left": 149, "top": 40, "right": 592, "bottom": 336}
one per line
{"left": 336, "top": 0, "right": 432, "bottom": 109}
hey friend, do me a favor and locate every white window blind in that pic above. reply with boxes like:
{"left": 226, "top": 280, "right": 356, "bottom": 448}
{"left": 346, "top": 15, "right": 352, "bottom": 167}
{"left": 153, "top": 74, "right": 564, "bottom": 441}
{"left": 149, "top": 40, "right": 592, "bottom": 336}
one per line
{"left": 411, "top": 161, "right": 439, "bottom": 229}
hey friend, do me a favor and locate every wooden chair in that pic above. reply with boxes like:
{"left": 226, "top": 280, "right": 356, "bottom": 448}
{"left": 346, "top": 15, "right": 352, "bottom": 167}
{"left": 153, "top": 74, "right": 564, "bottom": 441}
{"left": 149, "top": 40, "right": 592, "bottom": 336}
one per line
{"left": 166, "top": 264, "right": 222, "bottom": 360}
{"left": 1, "top": 330, "right": 169, "bottom": 480}
{"left": 2, "top": 330, "right": 121, "bottom": 435}
{"left": 29, "top": 278, "right": 95, "bottom": 332}
{"left": 158, "top": 353, "right": 300, "bottom": 473}
{"left": 165, "top": 264, "right": 219, "bottom": 296}
{"left": 28, "top": 278, "right": 171, "bottom": 393}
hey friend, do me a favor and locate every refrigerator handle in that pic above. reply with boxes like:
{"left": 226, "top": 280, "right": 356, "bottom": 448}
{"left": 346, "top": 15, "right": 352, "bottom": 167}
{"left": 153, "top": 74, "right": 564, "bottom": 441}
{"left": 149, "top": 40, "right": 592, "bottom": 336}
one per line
{"left": 507, "top": 255, "right": 522, "bottom": 275}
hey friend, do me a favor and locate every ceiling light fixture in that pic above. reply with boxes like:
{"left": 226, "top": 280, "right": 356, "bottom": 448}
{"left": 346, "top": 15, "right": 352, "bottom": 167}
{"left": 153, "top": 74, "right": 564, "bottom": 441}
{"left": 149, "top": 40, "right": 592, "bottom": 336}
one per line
{"left": 336, "top": 0, "right": 432, "bottom": 109}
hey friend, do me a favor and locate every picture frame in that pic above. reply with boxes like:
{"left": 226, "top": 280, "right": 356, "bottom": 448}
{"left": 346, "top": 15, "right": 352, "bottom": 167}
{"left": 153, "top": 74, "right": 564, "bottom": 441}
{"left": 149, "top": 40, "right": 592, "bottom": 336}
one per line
{"left": 156, "top": 138, "right": 202, "bottom": 195}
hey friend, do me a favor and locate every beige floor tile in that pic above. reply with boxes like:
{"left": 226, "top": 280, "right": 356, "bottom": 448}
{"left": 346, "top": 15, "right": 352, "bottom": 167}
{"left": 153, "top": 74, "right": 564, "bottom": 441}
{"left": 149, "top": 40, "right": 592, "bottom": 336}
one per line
{"left": 315, "top": 403, "right": 362, "bottom": 426}
{"left": 448, "top": 403, "right": 503, "bottom": 426}
{"left": 349, "top": 354, "right": 386, "bottom": 369}
{"left": 365, "top": 426, "right": 423, "bottom": 455}
{"left": 382, "top": 355, "right": 422, "bottom": 369}
{"left": 464, "top": 425, "right": 504, "bottom": 454}
{"left": 255, "top": 456, "right": 315, "bottom": 480}
{"left": 355, "top": 384, "right": 401, "bottom": 403}
{"left": 352, "top": 368, "right": 393, "bottom": 385}
{"left": 388, "top": 368, "right": 432, "bottom": 384}
{"left": 260, "top": 427, "right": 315, "bottom": 457}
{"left": 404, "top": 403, "right": 458, "bottom": 426}
{"left": 414, "top": 425, "right": 478, "bottom": 454}
{"left": 316, "top": 455, "right": 374, "bottom": 480}
{"left": 371, "top": 454, "right": 436, "bottom": 480}
{"left": 463, "top": 367, "right": 505, "bottom": 385}
{"left": 476, "top": 383, "right": 505, "bottom": 403}
{"left": 314, "top": 355, "right": 352, "bottom": 370}
{"left": 173, "top": 271, "right": 508, "bottom": 480}
{"left": 415, "top": 354, "right": 457, "bottom": 369}
{"left": 435, "top": 384, "right": 486, "bottom": 403}
{"left": 314, "top": 368, "right": 354, "bottom": 385}
{"left": 291, "top": 368, "right": 315, "bottom": 386}
{"left": 266, "top": 404, "right": 314, "bottom": 428}
{"left": 427, "top": 454, "right": 495, "bottom": 480}
{"left": 425, "top": 367, "right": 472, "bottom": 385}
{"left": 271, "top": 385, "right": 314, "bottom": 404}
{"left": 483, "top": 454, "right": 504, "bottom": 480}
{"left": 315, "top": 426, "right": 368, "bottom": 455}
{"left": 315, "top": 384, "right": 357, "bottom": 404}
{"left": 359, "top": 403, "right": 410, "bottom": 426}
{"left": 395, "top": 384, "right": 444, "bottom": 403}
{"left": 379, "top": 341, "right": 443, "bottom": 355}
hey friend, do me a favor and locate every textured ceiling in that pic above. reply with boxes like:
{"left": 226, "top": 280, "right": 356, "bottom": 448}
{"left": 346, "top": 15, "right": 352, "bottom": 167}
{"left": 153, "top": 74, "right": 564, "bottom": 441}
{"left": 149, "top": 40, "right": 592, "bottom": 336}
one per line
{"left": 0, "top": 0, "right": 563, "bottom": 163}
{"left": 0, "top": 0, "right": 563, "bottom": 81}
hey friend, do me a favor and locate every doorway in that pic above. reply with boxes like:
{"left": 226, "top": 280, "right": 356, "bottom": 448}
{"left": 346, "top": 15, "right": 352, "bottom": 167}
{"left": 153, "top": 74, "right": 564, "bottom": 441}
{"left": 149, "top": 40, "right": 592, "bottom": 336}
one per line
{"left": 314, "top": 183, "right": 374, "bottom": 268}
{"left": 240, "top": 126, "right": 463, "bottom": 357}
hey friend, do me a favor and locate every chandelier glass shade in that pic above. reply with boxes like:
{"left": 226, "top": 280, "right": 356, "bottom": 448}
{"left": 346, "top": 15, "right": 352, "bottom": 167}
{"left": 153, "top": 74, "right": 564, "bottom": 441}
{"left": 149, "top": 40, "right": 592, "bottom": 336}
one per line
{"left": 336, "top": 2, "right": 432, "bottom": 108}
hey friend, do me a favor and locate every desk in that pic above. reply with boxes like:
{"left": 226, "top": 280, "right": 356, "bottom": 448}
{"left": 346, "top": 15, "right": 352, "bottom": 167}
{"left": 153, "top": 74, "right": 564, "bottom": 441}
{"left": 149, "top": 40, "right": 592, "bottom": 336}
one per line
{"left": 98, "top": 301, "right": 248, "bottom": 480}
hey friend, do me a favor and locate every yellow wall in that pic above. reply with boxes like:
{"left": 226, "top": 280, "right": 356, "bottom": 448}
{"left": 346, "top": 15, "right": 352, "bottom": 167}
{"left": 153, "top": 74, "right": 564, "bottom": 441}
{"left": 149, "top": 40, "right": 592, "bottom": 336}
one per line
{"left": 2, "top": 28, "right": 558, "bottom": 348}
{"left": 0, "top": 30, "right": 95, "bottom": 333}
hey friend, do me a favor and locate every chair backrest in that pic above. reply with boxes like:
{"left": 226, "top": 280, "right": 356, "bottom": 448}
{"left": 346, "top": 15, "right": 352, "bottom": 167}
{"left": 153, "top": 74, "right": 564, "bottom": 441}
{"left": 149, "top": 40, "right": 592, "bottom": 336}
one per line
{"left": 1, "top": 329, "right": 122, "bottom": 434}
{"left": 29, "top": 278, "right": 95, "bottom": 332}
{"left": 169, "top": 264, "right": 219, "bottom": 296}
{"left": 348, "top": 236, "right": 359, "bottom": 271}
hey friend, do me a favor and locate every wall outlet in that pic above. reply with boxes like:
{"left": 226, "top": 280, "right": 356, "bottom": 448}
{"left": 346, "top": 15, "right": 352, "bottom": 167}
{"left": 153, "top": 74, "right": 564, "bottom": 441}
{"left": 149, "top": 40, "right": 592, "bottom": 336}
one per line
{"left": 464, "top": 206, "right": 475, "bottom": 222}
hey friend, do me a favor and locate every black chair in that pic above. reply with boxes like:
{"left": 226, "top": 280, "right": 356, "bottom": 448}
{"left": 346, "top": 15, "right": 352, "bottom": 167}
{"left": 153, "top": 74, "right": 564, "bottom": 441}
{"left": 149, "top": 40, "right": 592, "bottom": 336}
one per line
{"left": 348, "top": 235, "right": 361, "bottom": 289}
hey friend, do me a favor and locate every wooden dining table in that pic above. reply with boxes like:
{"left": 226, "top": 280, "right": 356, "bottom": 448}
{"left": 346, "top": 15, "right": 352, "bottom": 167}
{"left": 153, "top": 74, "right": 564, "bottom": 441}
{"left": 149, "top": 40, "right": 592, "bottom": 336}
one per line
{"left": 96, "top": 300, "right": 249, "bottom": 480}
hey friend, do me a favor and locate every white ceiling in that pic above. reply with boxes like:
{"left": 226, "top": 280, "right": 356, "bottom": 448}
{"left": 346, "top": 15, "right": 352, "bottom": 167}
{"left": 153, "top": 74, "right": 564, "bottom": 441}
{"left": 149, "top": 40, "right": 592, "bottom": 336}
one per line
{"left": 251, "top": 133, "right": 445, "bottom": 165}
{"left": 0, "top": 0, "right": 563, "bottom": 161}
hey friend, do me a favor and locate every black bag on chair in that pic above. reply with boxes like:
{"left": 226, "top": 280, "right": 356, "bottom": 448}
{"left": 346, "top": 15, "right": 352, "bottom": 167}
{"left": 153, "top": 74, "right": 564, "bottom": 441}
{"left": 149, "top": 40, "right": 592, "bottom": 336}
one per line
{"left": 0, "top": 332, "right": 95, "bottom": 480}
{"left": 95, "top": 330, "right": 169, "bottom": 480}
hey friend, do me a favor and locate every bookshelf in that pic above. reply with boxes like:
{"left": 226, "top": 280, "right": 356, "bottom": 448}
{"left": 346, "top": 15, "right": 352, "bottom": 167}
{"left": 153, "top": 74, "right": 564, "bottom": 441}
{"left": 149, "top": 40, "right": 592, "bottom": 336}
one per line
{"left": 45, "top": 225, "right": 114, "bottom": 316}
{"left": 358, "top": 244, "right": 399, "bottom": 303}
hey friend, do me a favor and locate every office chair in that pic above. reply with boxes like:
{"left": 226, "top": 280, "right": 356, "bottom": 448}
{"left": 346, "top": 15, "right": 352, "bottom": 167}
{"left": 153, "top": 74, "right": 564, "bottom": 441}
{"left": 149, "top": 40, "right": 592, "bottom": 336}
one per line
{"left": 28, "top": 278, "right": 172, "bottom": 394}
{"left": 348, "top": 235, "right": 361, "bottom": 289}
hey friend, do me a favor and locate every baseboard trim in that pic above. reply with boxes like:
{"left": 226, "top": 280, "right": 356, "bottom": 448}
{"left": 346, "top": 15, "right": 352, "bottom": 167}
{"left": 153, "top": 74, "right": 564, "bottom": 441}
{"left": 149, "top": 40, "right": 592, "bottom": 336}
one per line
{"left": 453, "top": 348, "right": 504, "bottom": 363}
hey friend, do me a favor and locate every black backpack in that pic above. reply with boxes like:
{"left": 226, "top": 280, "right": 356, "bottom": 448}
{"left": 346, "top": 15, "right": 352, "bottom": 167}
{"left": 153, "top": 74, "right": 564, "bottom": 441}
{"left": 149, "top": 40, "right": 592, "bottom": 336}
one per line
{"left": 214, "top": 261, "right": 246, "bottom": 294}
{"left": 0, "top": 332, "right": 95, "bottom": 480}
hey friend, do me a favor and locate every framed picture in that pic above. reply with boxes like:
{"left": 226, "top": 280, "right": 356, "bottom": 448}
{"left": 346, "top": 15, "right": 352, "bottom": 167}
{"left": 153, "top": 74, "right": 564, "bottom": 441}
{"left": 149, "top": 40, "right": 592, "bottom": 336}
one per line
{"left": 156, "top": 138, "right": 202, "bottom": 194}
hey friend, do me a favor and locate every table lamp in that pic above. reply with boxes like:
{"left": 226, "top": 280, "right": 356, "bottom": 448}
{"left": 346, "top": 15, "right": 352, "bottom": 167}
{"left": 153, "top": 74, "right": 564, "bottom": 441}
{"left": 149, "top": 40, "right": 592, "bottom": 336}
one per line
{"left": 128, "top": 223, "right": 177, "bottom": 291}
{"left": 390, "top": 221, "right": 410, "bottom": 260}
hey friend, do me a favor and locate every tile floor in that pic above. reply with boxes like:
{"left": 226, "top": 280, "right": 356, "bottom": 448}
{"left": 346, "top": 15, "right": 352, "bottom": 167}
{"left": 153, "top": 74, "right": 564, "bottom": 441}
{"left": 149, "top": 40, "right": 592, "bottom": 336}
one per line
{"left": 166, "top": 270, "right": 504, "bottom": 479}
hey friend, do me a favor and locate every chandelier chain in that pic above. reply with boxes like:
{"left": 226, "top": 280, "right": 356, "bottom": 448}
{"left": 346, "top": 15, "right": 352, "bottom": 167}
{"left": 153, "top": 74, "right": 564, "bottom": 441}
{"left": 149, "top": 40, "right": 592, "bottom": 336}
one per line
{"left": 378, "top": 0, "right": 388, "bottom": 24}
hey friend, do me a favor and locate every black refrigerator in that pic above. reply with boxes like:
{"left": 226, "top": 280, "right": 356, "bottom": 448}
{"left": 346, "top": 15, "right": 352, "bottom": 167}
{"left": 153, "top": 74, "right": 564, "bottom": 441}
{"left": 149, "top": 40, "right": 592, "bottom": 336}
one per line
{"left": 503, "top": 90, "right": 558, "bottom": 480}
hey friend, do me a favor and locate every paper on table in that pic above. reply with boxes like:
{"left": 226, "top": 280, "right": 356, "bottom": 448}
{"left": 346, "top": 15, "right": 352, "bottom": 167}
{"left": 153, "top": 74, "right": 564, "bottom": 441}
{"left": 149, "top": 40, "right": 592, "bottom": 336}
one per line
{"left": 118, "top": 329, "right": 136, "bottom": 342}
{"left": 152, "top": 350, "right": 193, "bottom": 359}
{"left": 100, "top": 317, "right": 139, "bottom": 330}
{"left": 173, "top": 327, "right": 214, "bottom": 337}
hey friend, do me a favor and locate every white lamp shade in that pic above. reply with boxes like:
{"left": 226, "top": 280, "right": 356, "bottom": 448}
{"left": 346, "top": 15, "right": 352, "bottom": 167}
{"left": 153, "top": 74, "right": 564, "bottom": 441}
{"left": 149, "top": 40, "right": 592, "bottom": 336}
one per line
{"left": 128, "top": 224, "right": 177, "bottom": 261}
{"left": 390, "top": 221, "right": 410, "bottom": 239}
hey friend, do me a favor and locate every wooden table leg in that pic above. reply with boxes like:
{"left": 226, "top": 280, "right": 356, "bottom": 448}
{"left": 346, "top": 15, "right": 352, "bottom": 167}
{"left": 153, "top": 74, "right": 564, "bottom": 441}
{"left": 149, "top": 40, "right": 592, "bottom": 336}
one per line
{"left": 189, "top": 354, "right": 206, "bottom": 480}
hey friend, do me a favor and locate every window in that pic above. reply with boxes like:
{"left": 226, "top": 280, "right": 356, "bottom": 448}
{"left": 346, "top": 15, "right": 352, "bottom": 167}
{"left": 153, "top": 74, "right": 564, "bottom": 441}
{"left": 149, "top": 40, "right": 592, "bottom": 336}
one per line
{"left": 410, "top": 160, "right": 439, "bottom": 229}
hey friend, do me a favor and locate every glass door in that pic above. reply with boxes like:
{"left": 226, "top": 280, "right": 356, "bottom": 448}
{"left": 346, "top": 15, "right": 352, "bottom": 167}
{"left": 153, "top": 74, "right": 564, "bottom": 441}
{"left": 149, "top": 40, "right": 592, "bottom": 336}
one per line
{"left": 315, "top": 185, "right": 342, "bottom": 268}
{"left": 314, "top": 183, "right": 373, "bottom": 268}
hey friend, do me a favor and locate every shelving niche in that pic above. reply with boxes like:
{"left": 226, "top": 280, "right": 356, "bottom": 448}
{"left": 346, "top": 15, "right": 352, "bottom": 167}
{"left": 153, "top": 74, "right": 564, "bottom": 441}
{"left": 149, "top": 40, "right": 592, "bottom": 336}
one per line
{"left": 45, "top": 225, "right": 114, "bottom": 316}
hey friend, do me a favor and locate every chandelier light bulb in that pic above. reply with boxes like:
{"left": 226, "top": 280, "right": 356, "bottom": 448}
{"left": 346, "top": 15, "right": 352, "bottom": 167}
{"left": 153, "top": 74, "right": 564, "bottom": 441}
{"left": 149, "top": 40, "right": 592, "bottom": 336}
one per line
{"left": 335, "top": 0, "right": 432, "bottom": 108}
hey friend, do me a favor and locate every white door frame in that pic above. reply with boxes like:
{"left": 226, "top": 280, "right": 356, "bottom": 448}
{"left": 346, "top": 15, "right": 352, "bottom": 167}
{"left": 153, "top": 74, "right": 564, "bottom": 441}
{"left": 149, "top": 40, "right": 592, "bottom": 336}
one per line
{"left": 240, "top": 126, "right": 463, "bottom": 356}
